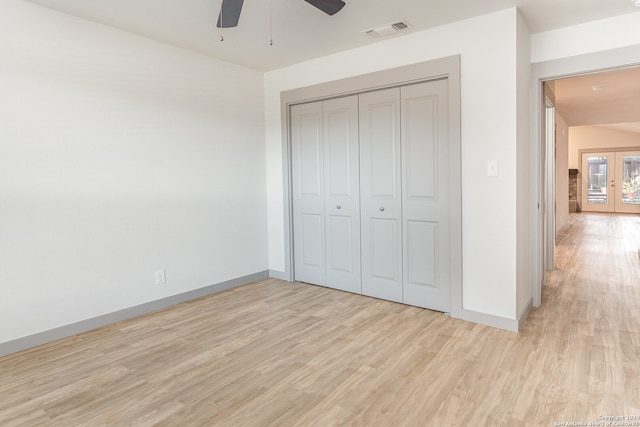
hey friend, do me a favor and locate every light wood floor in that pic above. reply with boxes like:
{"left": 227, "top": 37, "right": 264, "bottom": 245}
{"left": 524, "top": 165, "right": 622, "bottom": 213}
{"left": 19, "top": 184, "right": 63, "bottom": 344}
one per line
{"left": 1, "top": 213, "right": 640, "bottom": 426}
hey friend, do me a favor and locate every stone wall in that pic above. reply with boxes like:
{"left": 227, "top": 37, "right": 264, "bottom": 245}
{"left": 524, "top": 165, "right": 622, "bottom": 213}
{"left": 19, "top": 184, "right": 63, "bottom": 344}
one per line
{"left": 569, "top": 169, "right": 579, "bottom": 213}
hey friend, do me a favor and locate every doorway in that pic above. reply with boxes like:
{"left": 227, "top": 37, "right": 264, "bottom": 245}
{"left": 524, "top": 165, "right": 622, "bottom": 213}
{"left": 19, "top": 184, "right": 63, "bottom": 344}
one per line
{"left": 532, "top": 47, "right": 640, "bottom": 308}
{"left": 544, "top": 66, "right": 640, "bottom": 259}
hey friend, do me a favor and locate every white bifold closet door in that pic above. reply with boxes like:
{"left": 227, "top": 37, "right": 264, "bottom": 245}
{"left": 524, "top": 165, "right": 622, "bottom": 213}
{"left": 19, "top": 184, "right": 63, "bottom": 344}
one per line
{"left": 360, "top": 79, "right": 451, "bottom": 312}
{"left": 292, "top": 79, "right": 451, "bottom": 312}
{"left": 359, "top": 88, "right": 404, "bottom": 302}
{"left": 401, "top": 79, "right": 450, "bottom": 312}
{"left": 291, "top": 96, "right": 361, "bottom": 294}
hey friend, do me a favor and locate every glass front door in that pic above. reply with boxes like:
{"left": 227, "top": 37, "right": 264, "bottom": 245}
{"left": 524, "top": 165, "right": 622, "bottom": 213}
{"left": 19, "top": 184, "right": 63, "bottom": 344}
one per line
{"left": 614, "top": 152, "right": 640, "bottom": 214}
{"left": 581, "top": 151, "right": 640, "bottom": 214}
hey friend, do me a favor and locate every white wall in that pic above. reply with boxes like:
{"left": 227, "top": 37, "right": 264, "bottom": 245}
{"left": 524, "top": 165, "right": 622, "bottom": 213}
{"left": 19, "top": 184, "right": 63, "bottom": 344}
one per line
{"left": 265, "top": 9, "right": 525, "bottom": 321}
{"left": 555, "top": 114, "right": 569, "bottom": 233}
{"left": 516, "top": 12, "right": 532, "bottom": 319}
{"left": 531, "top": 11, "right": 640, "bottom": 64}
{"left": 0, "top": 1, "right": 268, "bottom": 344}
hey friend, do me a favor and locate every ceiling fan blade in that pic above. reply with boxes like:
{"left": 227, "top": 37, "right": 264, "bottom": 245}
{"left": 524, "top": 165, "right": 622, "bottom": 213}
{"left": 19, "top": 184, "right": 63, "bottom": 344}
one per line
{"left": 303, "top": 0, "right": 346, "bottom": 16}
{"left": 216, "top": 0, "right": 245, "bottom": 28}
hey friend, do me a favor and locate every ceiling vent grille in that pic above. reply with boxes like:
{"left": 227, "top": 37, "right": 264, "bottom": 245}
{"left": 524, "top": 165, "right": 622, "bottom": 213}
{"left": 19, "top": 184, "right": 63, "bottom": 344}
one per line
{"left": 391, "top": 22, "right": 408, "bottom": 31}
{"left": 363, "top": 20, "right": 412, "bottom": 38}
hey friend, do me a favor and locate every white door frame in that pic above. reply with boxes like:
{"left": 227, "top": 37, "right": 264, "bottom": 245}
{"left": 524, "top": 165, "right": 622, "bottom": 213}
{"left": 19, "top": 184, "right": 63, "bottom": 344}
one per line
{"left": 531, "top": 45, "right": 640, "bottom": 307}
{"left": 544, "top": 102, "right": 556, "bottom": 271}
{"left": 280, "top": 56, "right": 463, "bottom": 318}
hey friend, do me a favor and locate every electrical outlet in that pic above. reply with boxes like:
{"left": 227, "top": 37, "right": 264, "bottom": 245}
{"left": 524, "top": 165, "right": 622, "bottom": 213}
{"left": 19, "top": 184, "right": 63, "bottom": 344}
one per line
{"left": 155, "top": 269, "right": 166, "bottom": 286}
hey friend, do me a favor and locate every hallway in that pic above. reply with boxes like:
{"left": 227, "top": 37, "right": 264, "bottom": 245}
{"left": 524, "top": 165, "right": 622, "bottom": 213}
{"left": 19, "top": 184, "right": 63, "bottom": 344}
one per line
{"left": 526, "top": 212, "right": 640, "bottom": 419}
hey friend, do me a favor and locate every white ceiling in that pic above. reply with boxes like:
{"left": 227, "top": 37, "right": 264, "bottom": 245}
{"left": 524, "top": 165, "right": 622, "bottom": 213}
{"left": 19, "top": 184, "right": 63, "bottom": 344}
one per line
{"left": 24, "top": 0, "right": 640, "bottom": 71}
{"left": 553, "top": 67, "right": 640, "bottom": 135}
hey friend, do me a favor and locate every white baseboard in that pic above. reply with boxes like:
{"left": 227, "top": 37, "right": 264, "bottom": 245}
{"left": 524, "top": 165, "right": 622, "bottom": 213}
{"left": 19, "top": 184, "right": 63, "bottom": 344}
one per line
{"left": 462, "top": 309, "right": 519, "bottom": 332}
{"left": 462, "top": 297, "right": 533, "bottom": 333}
{"left": 517, "top": 298, "right": 533, "bottom": 331}
{"left": 269, "top": 269, "right": 290, "bottom": 281}
{"left": 0, "top": 271, "right": 269, "bottom": 358}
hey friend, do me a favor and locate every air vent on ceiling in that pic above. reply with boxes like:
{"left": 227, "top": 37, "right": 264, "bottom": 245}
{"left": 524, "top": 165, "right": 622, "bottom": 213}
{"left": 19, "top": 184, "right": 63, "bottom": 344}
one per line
{"left": 363, "top": 20, "right": 412, "bottom": 38}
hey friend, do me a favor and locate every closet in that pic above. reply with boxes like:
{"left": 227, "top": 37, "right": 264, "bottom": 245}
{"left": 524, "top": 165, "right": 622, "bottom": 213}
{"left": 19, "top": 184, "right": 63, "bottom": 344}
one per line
{"left": 291, "top": 78, "right": 451, "bottom": 312}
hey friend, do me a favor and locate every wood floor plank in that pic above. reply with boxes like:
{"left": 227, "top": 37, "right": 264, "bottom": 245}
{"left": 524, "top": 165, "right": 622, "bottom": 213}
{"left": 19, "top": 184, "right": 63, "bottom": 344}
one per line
{"left": 1, "top": 212, "right": 639, "bottom": 425}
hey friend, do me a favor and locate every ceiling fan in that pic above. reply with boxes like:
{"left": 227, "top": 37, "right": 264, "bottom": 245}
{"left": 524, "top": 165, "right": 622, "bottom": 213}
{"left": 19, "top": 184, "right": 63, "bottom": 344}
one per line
{"left": 216, "top": 0, "right": 346, "bottom": 28}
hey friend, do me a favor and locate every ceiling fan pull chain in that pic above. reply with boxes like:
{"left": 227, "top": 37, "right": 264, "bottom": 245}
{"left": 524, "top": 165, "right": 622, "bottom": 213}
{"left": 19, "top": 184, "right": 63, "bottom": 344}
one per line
{"left": 269, "top": 0, "right": 273, "bottom": 45}
{"left": 219, "top": 0, "right": 224, "bottom": 41}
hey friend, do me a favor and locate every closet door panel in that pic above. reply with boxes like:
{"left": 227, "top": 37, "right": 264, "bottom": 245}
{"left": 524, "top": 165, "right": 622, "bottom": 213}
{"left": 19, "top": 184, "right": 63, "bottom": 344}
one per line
{"left": 359, "top": 88, "right": 403, "bottom": 303}
{"left": 324, "top": 96, "right": 361, "bottom": 293}
{"left": 292, "top": 102, "right": 326, "bottom": 285}
{"left": 369, "top": 218, "right": 400, "bottom": 280}
{"left": 406, "top": 220, "right": 437, "bottom": 287}
{"left": 402, "top": 79, "right": 451, "bottom": 311}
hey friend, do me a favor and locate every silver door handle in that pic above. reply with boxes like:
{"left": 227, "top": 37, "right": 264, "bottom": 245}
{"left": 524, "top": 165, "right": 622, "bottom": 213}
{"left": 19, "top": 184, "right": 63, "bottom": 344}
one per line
{"left": 336, "top": 205, "right": 342, "bottom": 209}
{"left": 379, "top": 207, "right": 385, "bottom": 212}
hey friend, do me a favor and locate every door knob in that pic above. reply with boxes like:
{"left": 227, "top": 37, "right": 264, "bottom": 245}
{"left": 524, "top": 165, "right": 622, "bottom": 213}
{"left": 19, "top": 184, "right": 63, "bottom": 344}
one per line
{"left": 337, "top": 205, "right": 342, "bottom": 209}
{"left": 380, "top": 207, "right": 385, "bottom": 212}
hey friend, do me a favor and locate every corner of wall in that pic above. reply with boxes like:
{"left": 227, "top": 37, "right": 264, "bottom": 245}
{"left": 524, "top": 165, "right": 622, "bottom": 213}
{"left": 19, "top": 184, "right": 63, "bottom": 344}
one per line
{"left": 516, "top": 6, "right": 533, "bottom": 318}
